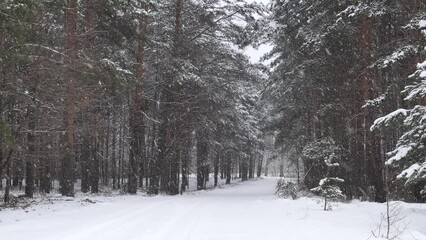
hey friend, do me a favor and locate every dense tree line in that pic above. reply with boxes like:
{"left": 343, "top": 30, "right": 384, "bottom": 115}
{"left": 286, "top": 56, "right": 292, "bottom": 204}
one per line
{"left": 2, "top": 0, "right": 425, "bottom": 205}
{"left": 0, "top": 0, "right": 266, "bottom": 201}
{"left": 265, "top": 0, "right": 426, "bottom": 202}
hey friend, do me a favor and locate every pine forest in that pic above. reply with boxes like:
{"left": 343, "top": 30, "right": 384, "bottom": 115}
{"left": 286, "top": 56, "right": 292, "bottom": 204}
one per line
{"left": 0, "top": 1, "right": 425, "bottom": 239}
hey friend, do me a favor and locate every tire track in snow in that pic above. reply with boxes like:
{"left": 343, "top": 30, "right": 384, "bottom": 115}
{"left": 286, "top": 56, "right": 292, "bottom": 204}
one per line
{"left": 152, "top": 200, "right": 204, "bottom": 240}
{"left": 58, "top": 198, "right": 177, "bottom": 240}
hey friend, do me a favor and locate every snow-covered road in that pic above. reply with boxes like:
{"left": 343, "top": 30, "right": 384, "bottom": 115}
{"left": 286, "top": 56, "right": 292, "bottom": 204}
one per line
{"left": 1, "top": 178, "right": 425, "bottom": 240}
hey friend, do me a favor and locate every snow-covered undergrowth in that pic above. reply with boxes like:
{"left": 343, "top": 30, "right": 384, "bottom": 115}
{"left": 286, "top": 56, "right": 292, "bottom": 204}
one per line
{"left": 0, "top": 174, "right": 241, "bottom": 208}
{"left": 0, "top": 178, "right": 425, "bottom": 240}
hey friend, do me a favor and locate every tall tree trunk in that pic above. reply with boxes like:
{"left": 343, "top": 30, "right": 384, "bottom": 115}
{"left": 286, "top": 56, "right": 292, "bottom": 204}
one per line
{"left": 60, "top": 0, "right": 78, "bottom": 197}
{"left": 4, "top": 149, "right": 13, "bottom": 203}
{"left": 220, "top": 156, "right": 225, "bottom": 179}
{"left": 174, "top": 0, "right": 183, "bottom": 54}
{"left": 90, "top": 114, "right": 100, "bottom": 193}
{"left": 226, "top": 152, "right": 231, "bottom": 185}
{"left": 99, "top": 126, "right": 105, "bottom": 185}
{"left": 0, "top": 139, "right": 2, "bottom": 191}
{"left": 214, "top": 152, "right": 219, "bottom": 187}
{"left": 112, "top": 112, "right": 117, "bottom": 189}
{"left": 104, "top": 115, "right": 110, "bottom": 186}
{"left": 148, "top": 91, "right": 159, "bottom": 194}
{"left": 81, "top": 135, "right": 90, "bottom": 193}
{"left": 25, "top": 100, "right": 36, "bottom": 198}
{"left": 197, "top": 130, "right": 208, "bottom": 190}
{"left": 180, "top": 139, "right": 190, "bottom": 193}
{"left": 256, "top": 154, "right": 262, "bottom": 177}
{"left": 170, "top": 147, "right": 180, "bottom": 195}
{"left": 40, "top": 160, "right": 50, "bottom": 193}
{"left": 248, "top": 153, "right": 254, "bottom": 179}
{"left": 0, "top": 7, "right": 5, "bottom": 191}
{"left": 39, "top": 94, "right": 50, "bottom": 194}
{"left": 128, "top": 4, "right": 148, "bottom": 194}
{"left": 159, "top": 124, "right": 172, "bottom": 192}
{"left": 357, "top": 13, "right": 385, "bottom": 202}
{"left": 242, "top": 157, "right": 248, "bottom": 181}
{"left": 118, "top": 119, "right": 123, "bottom": 189}
{"left": 79, "top": 0, "right": 97, "bottom": 194}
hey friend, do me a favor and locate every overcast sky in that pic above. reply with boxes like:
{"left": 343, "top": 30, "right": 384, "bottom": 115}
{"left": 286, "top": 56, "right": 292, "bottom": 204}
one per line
{"left": 244, "top": 44, "right": 273, "bottom": 64}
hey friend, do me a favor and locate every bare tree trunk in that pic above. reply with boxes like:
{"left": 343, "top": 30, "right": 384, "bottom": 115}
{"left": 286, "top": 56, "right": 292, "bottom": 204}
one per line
{"left": 77, "top": 0, "right": 97, "bottom": 194}
{"left": 242, "top": 156, "right": 248, "bottom": 181}
{"left": 214, "top": 152, "right": 219, "bottom": 187}
{"left": 220, "top": 156, "right": 225, "bottom": 179}
{"left": 256, "top": 154, "right": 262, "bottom": 178}
{"left": 128, "top": 3, "right": 148, "bottom": 194}
{"left": 25, "top": 100, "right": 36, "bottom": 198}
{"left": 3, "top": 148, "right": 13, "bottom": 202}
{"left": 148, "top": 91, "right": 159, "bottom": 194}
{"left": 248, "top": 152, "right": 254, "bottom": 179}
{"left": 104, "top": 115, "right": 110, "bottom": 186}
{"left": 357, "top": 13, "right": 385, "bottom": 202}
{"left": 226, "top": 152, "right": 231, "bottom": 185}
{"left": 60, "top": 0, "right": 78, "bottom": 197}
{"left": 170, "top": 147, "right": 180, "bottom": 195}
{"left": 197, "top": 130, "right": 208, "bottom": 190}
{"left": 99, "top": 126, "right": 105, "bottom": 185}
{"left": 40, "top": 98, "right": 51, "bottom": 194}
{"left": 180, "top": 140, "right": 190, "bottom": 193}
{"left": 81, "top": 134, "right": 90, "bottom": 193}
{"left": 90, "top": 114, "right": 100, "bottom": 193}
{"left": 0, "top": 134, "right": 3, "bottom": 190}
{"left": 0, "top": 10, "right": 5, "bottom": 192}
{"left": 112, "top": 112, "right": 117, "bottom": 189}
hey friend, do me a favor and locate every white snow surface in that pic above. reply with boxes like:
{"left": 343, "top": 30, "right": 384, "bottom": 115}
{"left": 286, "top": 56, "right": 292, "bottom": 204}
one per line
{"left": 1, "top": 178, "right": 426, "bottom": 240}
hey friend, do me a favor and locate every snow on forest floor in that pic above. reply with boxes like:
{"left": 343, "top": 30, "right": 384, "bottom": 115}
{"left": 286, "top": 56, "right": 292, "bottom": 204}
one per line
{"left": 0, "top": 177, "right": 425, "bottom": 240}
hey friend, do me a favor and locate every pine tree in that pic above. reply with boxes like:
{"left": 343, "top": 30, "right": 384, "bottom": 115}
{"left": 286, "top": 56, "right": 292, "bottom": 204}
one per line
{"left": 59, "top": 0, "right": 78, "bottom": 197}
{"left": 371, "top": 22, "right": 426, "bottom": 201}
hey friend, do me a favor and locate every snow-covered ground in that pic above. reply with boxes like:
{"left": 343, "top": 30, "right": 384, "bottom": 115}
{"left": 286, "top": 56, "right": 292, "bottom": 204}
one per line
{"left": 1, "top": 178, "right": 425, "bottom": 240}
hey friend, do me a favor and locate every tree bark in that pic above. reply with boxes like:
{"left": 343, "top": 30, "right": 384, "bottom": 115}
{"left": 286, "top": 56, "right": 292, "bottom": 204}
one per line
{"left": 197, "top": 130, "right": 208, "bottom": 190}
{"left": 128, "top": 2, "right": 148, "bottom": 194}
{"left": 256, "top": 154, "right": 262, "bottom": 177}
{"left": 180, "top": 140, "right": 190, "bottom": 193}
{"left": 4, "top": 149, "right": 13, "bottom": 203}
{"left": 25, "top": 100, "right": 36, "bottom": 198}
{"left": 104, "top": 114, "right": 110, "bottom": 186}
{"left": 81, "top": 135, "right": 90, "bottom": 193}
{"left": 60, "top": 0, "right": 78, "bottom": 197}
{"left": 357, "top": 13, "right": 385, "bottom": 202}
{"left": 226, "top": 152, "right": 231, "bottom": 185}
{"left": 111, "top": 112, "right": 117, "bottom": 189}
{"left": 90, "top": 114, "right": 100, "bottom": 193}
{"left": 214, "top": 152, "right": 219, "bottom": 187}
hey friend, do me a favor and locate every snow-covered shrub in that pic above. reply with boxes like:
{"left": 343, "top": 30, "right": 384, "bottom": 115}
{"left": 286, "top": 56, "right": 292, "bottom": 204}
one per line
{"left": 275, "top": 179, "right": 298, "bottom": 199}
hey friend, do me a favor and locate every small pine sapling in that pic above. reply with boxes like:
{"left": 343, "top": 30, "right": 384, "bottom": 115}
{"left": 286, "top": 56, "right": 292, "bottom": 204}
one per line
{"left": 303, "top": 139, "right": 346, "bottom": 210}
{"left": 311, "top": 177, "right": 344, "bottom": 211}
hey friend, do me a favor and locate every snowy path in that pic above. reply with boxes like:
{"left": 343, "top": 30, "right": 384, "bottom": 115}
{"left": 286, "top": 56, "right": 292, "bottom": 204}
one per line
{"left": 1, "top": 178, "right": 426, "bottom": 240}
